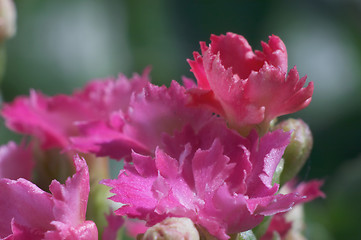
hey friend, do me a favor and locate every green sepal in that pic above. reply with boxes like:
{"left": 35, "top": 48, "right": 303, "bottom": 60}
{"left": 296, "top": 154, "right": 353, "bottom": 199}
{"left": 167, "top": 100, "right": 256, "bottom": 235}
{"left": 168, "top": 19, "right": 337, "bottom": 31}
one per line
{"left": 253, "top": 216, "right": 272, "bottom": 239}
{"left": 272, "top": 231, "right": 281, "bottom": 240}
{"left": 237, "top": 230, "right": 257, "bottom": 240}
{"left": 272, "top": 158, "right": 284, "bottom": 185}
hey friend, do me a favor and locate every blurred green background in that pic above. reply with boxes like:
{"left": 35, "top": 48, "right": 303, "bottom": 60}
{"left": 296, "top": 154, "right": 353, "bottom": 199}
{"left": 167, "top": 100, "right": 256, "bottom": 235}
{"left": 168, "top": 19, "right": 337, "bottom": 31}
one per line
{"left": 1, "top": 0, "right": 360, "bottom": 239}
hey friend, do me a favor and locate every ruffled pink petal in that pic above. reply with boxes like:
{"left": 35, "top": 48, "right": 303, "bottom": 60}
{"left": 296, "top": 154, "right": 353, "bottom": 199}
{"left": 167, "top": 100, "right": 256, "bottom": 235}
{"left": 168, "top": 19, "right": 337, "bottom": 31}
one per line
{"left": 1, "top": 91, "right": 96, "bottom": 149}
{"left": 257, "top": 34, "right": 288, "bottom": 73}
{"left": 192, "top": 140, "right": 234, "bottom": 199}
{"left": 73, "top": 69, "right": 150, "bottom": 115}
{"left": 0, "top": 178, "right": 54, "bottom": 238}
{"left": 105, "top": 120, "right": 299, "bottom": 240}
{"left": 0, "top": 141, "right": 34, "bottom": 180}
{"left": 72, "top": 81, "right": 213, "bottom": 159}
{"left": 7, "top": 219, "right": 45, "bottom": 240}
{"left": 292, "top": 180, "right": 326, "bottom": 204}
{"left": 1, "top": 71, "right": 150, "bottom": 150}
{"left": 247, "top": 193, "right": 300, "bottom": 216}
{"left": 0, "top": 156, "right": 97, "bottom": 239}
{"left": 207, "top": 185, "right": 263, "bottom": 234}
{"left": 181, "top": 76, "right": 197, "bottom": 89}
{"left": 245, "top": 130, "right": 291, "bottom": 197}
{"left": 244, "top": 64, "right": 313, "bottom": 122}
{"left": 43, "top": 221, "right": 98, "bottom": 240}
{"left": 208, "top": 33, "right": 264, "bottom": 80}
{"left": 101, "top": 153, "right": 158, "bottom": 219}
{"left": 188, "top": 33, "right": 313, "bottom": 132}
{"left": 188, "top": 51, "right": 210, "bottom": 89}
{"left": 71, "top": 120, "right": 150, "bottom": 160}
{"left": 49, "top": 156, "right": 90, "bottom": 225}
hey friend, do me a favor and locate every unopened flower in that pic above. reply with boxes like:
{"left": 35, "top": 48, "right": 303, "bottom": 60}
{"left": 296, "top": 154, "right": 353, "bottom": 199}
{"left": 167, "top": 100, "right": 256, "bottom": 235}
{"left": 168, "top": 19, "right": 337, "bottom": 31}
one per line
{"left": 103, "top": 120, "right": 307, "bottom": 240}
{"left": 141, "top": 217, "right": 199, "bottom": 240}
{"left": 0, "top": 156, "right": 98, "bottom": 239}
{"left": 188, "top": 33, "right": 313, "bottom": 135}
{"left": 0, "top": 0, "right": 16, "bottom": 41}
{"left": 0, "top": 141, "right": 34, "bottom": 180}
{"left": 1, "top": 71, "right": 149, "bottom": 150}
{"left": 272, "top": 119, "right": 313, "bottom": 185}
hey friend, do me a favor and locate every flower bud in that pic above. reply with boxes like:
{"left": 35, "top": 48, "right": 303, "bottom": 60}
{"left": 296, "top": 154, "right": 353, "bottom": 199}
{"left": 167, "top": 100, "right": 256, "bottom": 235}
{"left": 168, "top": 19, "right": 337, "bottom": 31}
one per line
{"left": 141, "top": 217, "right": 200, "bottom": 240}
{"left": 273, "top": 119, "right": 313, "bottom": 185}
{"left": 0, "top": 0, "right": 16, "bottom": 41}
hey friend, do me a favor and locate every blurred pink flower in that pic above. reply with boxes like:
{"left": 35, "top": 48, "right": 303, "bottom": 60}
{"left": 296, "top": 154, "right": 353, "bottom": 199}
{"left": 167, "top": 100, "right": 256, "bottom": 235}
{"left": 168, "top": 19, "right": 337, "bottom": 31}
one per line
{"left": 0, "top": 156, "right": 98, "bottom": 239}
{"left": 71, "top": 81, "right": 213, "bottom": 160}
{"left": 0, "top": 141, "right": 34, "bottom": 180}
{"left": 103, "top": 120, "right": 307, "bottom": 240}
{"left": 1, "top": 71, "right": 149, "bottom": 150}
{"left": 102, "top": 213, "right": 147, "bottom": 240}
{"left": 102, "top": 211, "right": 124, "bottom": 240}
{"left": 188, "top": 33, "right": 313, "bottom": 134}
{"left": 124, "top": 219, "right": 148, "bottom": 238}
{"left": 261, "top": 180, "right": 325, "bottom": 240}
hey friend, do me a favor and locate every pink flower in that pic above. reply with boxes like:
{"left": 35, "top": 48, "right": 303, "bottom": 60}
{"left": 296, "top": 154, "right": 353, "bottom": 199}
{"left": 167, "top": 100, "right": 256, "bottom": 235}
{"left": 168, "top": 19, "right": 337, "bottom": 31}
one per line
{"left": 0, "top": 156, "right": 98, "bottom": 239}
{"left": 0, "top": 141, "right": 34, "bottom": 180}
{"left": 188, "top": 33, "right": 313, "bottom": 135}
{"left": 261, "top": 180, "right": 325, "bottom": 240}
{"left": 261, "top": 214, "right": 292, "bottom": 240}
{"left": 1, "top": 71, "right": 149, "bottom": 150}
{"left": 102, "top": 211, "right": 124, "bottom": 240}
{"left": 103, "top": 120, "right": 307, "bottom": 240}
{"left": 71, "top": 81, "right": 213, "bottom": 160}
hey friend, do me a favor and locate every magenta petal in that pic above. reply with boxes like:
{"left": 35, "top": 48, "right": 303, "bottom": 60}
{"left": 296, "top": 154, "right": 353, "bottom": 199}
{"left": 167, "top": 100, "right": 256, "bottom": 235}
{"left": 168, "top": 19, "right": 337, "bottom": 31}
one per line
{"left": 192, "top": 140, "right": 234, "bottom": 199}
{"left": 0, "top": 156, "right": 97, "bottom": 239}
{"left": 0, "top": 178, "right": 54, "bottom": 238}
{"left": 258, "top": 35, "right": 288, "bottom": 73}
{"left": 70, "top": 120, "right": 150, "bottom": 160}
{"left": 105, "top": 119, "right": 298, "bottom": 240}
{"left": 246, "top": 130, "right": 291, "bottom": 197}
{"left": 188, "top": 51, "right": 210, "bottom": 89}
{"left": 293, "top": 180, "right": 326, "bottom": 204}
{"left": 188, "top": 33, "right": 313, "bottom": 132}
{"left": 101, "top": 162, "right": 158, "bottom": 218}
{"left": 49, "top": 156, "right": 90, "bottom": 225}
{"left": 43, "top": 221, "right": 98, "bottom": 240}
{"left": 209, "top": 33, "right": 264, "bottom": 79}
{"left": 72, "top": 81, "right": 213, "bottom": 159}
{"left": 209, "top": 185, "right": 263, "bottom": 234}
{"left": 248, "top": 193, "right": 300, "bottom": 216}
{"left": 245, "top": 65, "right": 313, "bottom": 122}
{"left": 1, "top": 71, "right": 150, "bottom": 151}
{"left": 9, "top": 219, "right": 44, "bottom": 240}
{"left": 0, "top": 141, "right": 34, "bottom": 180}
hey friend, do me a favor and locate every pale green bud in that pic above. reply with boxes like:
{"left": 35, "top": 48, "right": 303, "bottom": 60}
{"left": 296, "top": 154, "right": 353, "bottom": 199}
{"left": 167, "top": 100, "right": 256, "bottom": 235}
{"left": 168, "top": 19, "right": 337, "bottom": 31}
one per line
{"left": 0, "top": 0, "right": 16, "bottom": 41}
{"left": 141, "top": 217, "right": 200, "bottom": 240}
{"left": 273, "top": 119, "right": 313, "bottom": 185}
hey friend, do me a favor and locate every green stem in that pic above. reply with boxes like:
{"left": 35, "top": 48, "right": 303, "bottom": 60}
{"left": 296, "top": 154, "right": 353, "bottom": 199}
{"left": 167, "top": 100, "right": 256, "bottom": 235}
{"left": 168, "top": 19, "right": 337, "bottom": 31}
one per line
{"left": 0, "top": 42, "right": 6, "bottom": 86}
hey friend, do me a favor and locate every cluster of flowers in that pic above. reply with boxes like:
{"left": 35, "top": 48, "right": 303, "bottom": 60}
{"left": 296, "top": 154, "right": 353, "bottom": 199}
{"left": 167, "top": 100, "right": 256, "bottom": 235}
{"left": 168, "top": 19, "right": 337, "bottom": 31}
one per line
{"left": 0, "top": 33, "right": 324, "bottom": 240}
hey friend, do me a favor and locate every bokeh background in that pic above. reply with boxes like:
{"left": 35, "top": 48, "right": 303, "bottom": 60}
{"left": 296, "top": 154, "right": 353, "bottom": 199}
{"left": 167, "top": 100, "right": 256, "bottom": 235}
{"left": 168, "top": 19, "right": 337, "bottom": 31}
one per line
{"left": 1, "top": 0, "right": 360, "bottom": 239}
